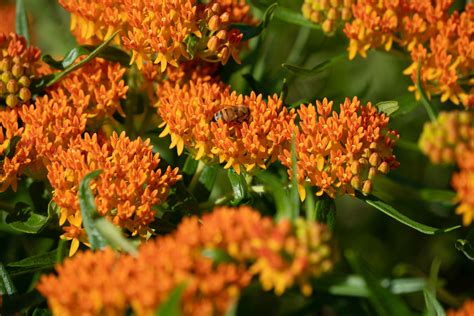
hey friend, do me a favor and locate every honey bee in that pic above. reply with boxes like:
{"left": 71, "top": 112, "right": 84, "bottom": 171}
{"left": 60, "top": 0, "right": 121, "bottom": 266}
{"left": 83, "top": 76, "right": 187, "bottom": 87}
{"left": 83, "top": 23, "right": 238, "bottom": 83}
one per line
{"left": 213, "top": 105, "right": 250, "bottom": 124}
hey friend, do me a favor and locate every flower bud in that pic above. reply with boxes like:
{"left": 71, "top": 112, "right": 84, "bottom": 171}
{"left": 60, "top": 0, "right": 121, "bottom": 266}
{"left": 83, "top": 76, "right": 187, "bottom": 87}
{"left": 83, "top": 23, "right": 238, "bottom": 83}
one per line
{"left": 6, "top": 94, "right": 18, "bottom": 107}
{"left": 12, "top": 64, "right": 24, "bottom": 78}
{"left": 1, "top": 71, "right": 12, "bottom": 83}
{"left": 208, "top": 15, "right": 220, "bottom": 31}
{"left": 378, "top": 161, "right": 390, "bottom": 174}
{"left": 369, "top": 152, "right": 380, "bottom": 166}
{"left": 368, "top": 167, "right": 377, "bottom": 180}
{"left": 19, "top": 87, "right": 31, "bottom": 102}
{"left": 207, "top": 36, "right": 219, "bottom": 52}
{"left": 362, "top": 180, "right": 372, "bottom": 195}
{"left": 18, "top": 75, "right": 30, "bottom": 87}
{"left": 6, "top": 79, "right": 18, "bottom": 94}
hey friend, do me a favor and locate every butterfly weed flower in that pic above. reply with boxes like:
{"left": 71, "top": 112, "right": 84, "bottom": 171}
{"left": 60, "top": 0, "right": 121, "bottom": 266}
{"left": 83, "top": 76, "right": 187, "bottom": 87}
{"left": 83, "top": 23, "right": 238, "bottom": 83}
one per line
{"left": 0, "top": 33, "right": 42, "bottom": 107}
{"left": 302, "top": 0, "right": 353, "bottom": 35}
{"left": 452, "top": 151, "right": 474, "bottom": 226}
{"left": 37, "top": 206, "right": 334, "bottom": 315}
{"left": 419, "top": 111, "right": 474, "bottom": 164}
{"left": 447, "top": 299, "right": 474, "bottom": 316}
{"left": 280, "top": 97, "right": 399, "bottom": 199}
{"left": 158, "top": 80, "right": 296, "bottom": 173}
{"left": 47, "top": 132, "right": 181, "bottom": 255}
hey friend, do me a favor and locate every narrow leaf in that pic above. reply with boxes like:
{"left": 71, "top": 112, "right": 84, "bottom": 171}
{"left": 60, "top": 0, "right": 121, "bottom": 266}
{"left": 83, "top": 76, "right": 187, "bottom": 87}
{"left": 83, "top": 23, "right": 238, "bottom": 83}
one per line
{"left": 282, "top": 54, "right": 344, "bottom": 77}
{"left": 15, "top": 0, "right": 30, "bottom": 44}
{"left": 0, "top": 263, "right": 16, "bottom": 295}
{"left": 6, "top": 250, "right": 57, "bottom": 276}
{"left": 230, "top": 3, "right": 277, "bottom": 41}
{"left": 280, "top": 78, "right": 288, "bottom": 102}
{"left": 78, "top": 170, "right": 107, "bottom": 250}
{"left": 155, "top": 283, "right": 187, "bottom": 316}
{"left": 199, "top": 165, "right": 219, "bottom": 192}
{"left": 94, "top": 218, "right": 138, "bottom": 255}
{"left": 182, "top": 156, "right": 199, "bottom": 175}
{"left": 346, "top": 251, "right": 414, "bottom": 316}
{"left": 227, "top": 169, "right": 248, "bottom": 205}
{"left": 274, "top": 6, "right": 321, "bottom": 29}
{"left": 256, "top": 171, "right": 292, "bottom": 221}
{"left": 415, "top": 59, "right": 437, "bottom": 122}
{"left": 423, "top": 289, "right": 446, "bottom": 316}
{"left": 357, "top": 193, "right": 461, "bottom": 235}
{"left": 455, "top": 228, "right": 474, "bottom": 260}
{"left": 376, "top": 101, "right": 399, "bottom": 116}
{"left": 314, "top": 194, "right": 336, "bottom": 230}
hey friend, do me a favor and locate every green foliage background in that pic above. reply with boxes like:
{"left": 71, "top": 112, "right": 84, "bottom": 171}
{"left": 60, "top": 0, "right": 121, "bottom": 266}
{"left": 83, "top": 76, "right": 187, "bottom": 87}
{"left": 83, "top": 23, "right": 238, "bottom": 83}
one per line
{"left": 0, "top": 0, "right": 473, "bottom": 314}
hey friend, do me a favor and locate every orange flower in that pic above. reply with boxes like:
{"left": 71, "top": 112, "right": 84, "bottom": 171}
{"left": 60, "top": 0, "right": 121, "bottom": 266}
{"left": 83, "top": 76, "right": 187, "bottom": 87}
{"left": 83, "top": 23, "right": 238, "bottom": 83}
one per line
{"left": 447, "top": 299, "right": 474, "bottom": 316}
{"left": 302, "top": 0, "right": 353, "bottom": 35}
{"left": 280, "top": 97, "right": 399, "bottom": 199}
{"left": 158, "top": 79, "right": 296, "bottom": 173}
{"left": 451, "top": 151, "right": 474, "bottom": 226}
{"left": 59, "top": 0, "right": 255, "bottom": 70}
{"left": 418, "top": 111, "right": 474, "bottom": 164}
{"left": 47, "top": 132, "right": 181, "bottom": 253}
{"left": 0, "top": 33, "right": 42, "bottom": 107}
{"left": 37, "top": 206, "right": 334, "bottom": 315}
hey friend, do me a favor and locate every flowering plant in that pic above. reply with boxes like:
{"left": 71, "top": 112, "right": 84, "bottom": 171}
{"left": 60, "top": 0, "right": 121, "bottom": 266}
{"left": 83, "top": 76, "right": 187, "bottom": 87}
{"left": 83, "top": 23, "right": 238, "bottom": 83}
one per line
{"left": 0, "top": 0, "right": 473, "bottom": 315}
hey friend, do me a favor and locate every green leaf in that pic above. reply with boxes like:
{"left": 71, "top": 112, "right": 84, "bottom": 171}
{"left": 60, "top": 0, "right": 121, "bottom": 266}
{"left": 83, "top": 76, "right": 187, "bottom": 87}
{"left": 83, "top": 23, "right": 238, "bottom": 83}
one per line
{"left": 0, "top": 262, "right": 16, "bottom": 295}
{"left": 0, "top": 290, "right": 44, "bottom": 315}
{"left": 201, "top": 248, "right": 234, "bottom": 264}
{"left": 42, "top": 45, "right": 131, "bottom": 70}
{"left": 314, "top": 194, "right": 336, "bottom": 229}
{"left": 199, "top": 165, "right": 219, "bottom": 192}
{"left": 230, "top": 3, "right": 278, "bottom": 41}
{"left": 6, "top": 250, "right": 57, "bottom": 276}
{"left": 357, "top": 193, "right": 461, "bottom": 235}
{"left": 242, "top": 73, "right": 271, "bottom": 95}
{"left": 280, "top": 78, "right": 288, "bottom": 102}
{"left": 34, "top": 30, "right": 121, "bottom": 90}
{"left": 274, "top": 6, "right": 321, "bottom": 29}
{"left": 282, "top": 54, "right": 344, "bottom": 77}
{"left": 346, "top": 250, "right": 414, "bottom": 316}
{"left": 290, "top": 135, "right": 300, "bottom": 219}
{"left": 78, "top": 170, "right": 107, "bottom": 250}
{"left": 423, "top": 289, "right": 445, "bottom": 316}
{"left": 376, "top": 101, "right": 399, "bottom": 116}
{"left": 227, "top": 169, "right": 249, "bottom": 205}
{"left": 182, "top": 156, "right": 199, "bottom": 175}
{"left": 455, "top": 228, "right": 474, "bottom": 260}
{"left": 418, "top": 189, "right": 456, "bottom": 205}
{"left": 256, "top": 171, "right": 292, "bottom": 221}
{"left": 7, "top": 206, "right": 51, "bottom": 234}
{"left": 155, "top": 283, "right": 187, "bottom": 316}
{"left": 15, "top": 0, "right": 30, "bottom": 44}
{"left": 32, "top": 309, "right": 52, "bottom": 316}
{"left": 4, "top": 135, "right": 21, "bottom": 159}
{"left": 185, "top": 34, "right": 199, "bottom": 59}
{"left": 94, "top": 218, "right": 138, "bottom": 255}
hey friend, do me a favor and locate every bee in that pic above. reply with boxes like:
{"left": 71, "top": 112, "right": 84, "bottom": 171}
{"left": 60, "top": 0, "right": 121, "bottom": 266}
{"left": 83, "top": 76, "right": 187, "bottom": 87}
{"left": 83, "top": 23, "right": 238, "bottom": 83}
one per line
{"left": 213, "top": 105, "right": 250, "bottom": 124}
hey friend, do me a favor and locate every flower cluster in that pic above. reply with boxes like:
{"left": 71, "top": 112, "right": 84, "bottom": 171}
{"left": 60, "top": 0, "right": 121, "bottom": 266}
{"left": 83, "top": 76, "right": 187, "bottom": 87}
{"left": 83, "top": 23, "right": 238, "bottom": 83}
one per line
{"left": 451, "top": 151, "right": 474, "bottom": 226}
{"left": 59, "top": 0, "right": 255, "bottom": 71}
{"left": 158, "top": 79, "right": 296, "bottom": 173}
{"left": 280, "top": 97, "right": 399, "bottom": 199}
{"left": 419, "top": 111, "right": 474, "bottom": 164}
{"left": 37, "top": 206, "right": 334, "bottom": 315}
{"left": 302, "top": 0, "right": 353, "bottom": 35}
{"left": 0, "top": 33, "right": 42, "bottom": 107}
{"left": 447, "top": 299, "right": 474, "bottom": 316}
{"left": 47, "top": 132, "right": 181, "bottom": 255}
{"left": 344, "top": 1, "right": 473, "bottom": 107}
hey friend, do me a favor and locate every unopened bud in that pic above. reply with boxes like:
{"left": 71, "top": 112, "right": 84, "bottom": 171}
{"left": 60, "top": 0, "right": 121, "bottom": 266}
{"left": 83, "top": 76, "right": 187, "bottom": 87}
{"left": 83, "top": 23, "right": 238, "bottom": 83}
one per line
{"left": 362, "top": 180, "right": 372, "bottom": 195}
{"left": 0, "top": 59, "right": 11, "bottom": 72}
{"left": 311, "top": 11, "right": 322, "bottom": 23}
{"left": 210, "top": 2, "right": 220, "bottom": 13}
{"left": 327, "top": 8, "right": 338, "bottom": 20}
{"left": 220, "top": 12, "right": 230, "bottom": 24}
{"left": 6, "top": 94, "right": 18, "bottom": 107}
{"left": 378, "top": 161, "right": 389, "bottom": 174}
{"left": 207, "top": 36, "right": 219, "bottom": 52}
{"left": 6, "top": 79, "right": 18, "bottom": 94}
{"left": 1, "top": 71, "right": 12, "bottom": 83}
{"left": 216, "top": 30, "right": 227, "bottom": 40}
{"left": 0, "top": 82, "right": 5, "bottom": 94}
{"left": 322, "top": 19, "right": 334, "bottom": 34}
{"left": 351, "top": 160, "right": 360, "bottom": 175}
{"left": 12, "top": 64, "right": 23, "bottom": 78}
{"left": 208, "top": 15, "right": 220, "bottom": 31}
{"left": 220, "top": 46, "right": 230, "bottom": 64}
{"left": 18, "top": 76, "right": 30, "bottom": 87}
{"left": 351, "top": 175, "right": 361, "bottom": 189}
{"left": 342, "top": 8, "right": 352, "bottom": 20}
{"left": 369, "top": 152, "right": 380, "bottom": 166}
{"left": 19, "top": 87, "right": 31, "bottom": 102}
{"left": 368, "top": 167, "right": 377, "bottom": 180}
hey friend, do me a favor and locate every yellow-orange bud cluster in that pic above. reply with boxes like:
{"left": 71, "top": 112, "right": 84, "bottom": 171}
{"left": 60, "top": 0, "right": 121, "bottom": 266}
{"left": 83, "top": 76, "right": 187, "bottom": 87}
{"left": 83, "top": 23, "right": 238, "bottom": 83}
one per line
{"left": 280, "top": 97, "right": 399, "bottom": 199}
{"left": 451, "top": 151, "right": 474, "bottom": 226}
{"left": 37, "top": 206, "right": 334, "bottom": 316}
{"left": 302, "top": 0, "right": 353, "bottom": 35}
{"left": 419, "top": 111, "right": 474, "bottom": 164}
{"left": 0, "top": 33, "right": 41, "bottom": 107}
{"left": 47, "top": 132, "right": 181, "bottom": 255}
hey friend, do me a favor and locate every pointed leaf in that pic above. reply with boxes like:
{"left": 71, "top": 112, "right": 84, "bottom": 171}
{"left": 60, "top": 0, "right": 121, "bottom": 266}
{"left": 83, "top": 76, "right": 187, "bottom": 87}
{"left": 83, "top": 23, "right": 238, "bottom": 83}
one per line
{"left": 6, "top": 250, "right": 57, "bottom": 276}
{"left": 282, "top": 54, "right": 344, "bottom": 77}
{"left": 455, "top": 228, "right": 474, "bottom": 260}
{"left": 199, "top": 165, "right": 219, "bottom": 192}
{"left": 94, "top": 218, "right": 138, "bottom": 255}
{"left": 230, "top": 3, "right": 278, "bottom": 40}
{"left": 376, "top": 101, "right": 399, "bottom": 116}
{"left": 78, "top": 170, "right": 107, "bottom": 250}
{"left": 314, "top": 194, "right": 336, "bottom": 229}
{"left": 357, "top": 192, "right": 461, "bottom": 235}
{"left": 15, "top": 0, "right": 30, "bottom": 44}
{"left": 7, "top": 200, "right": 56, "bottom": 234}
{"left": 423, "top": 289, "right": 445, "bottom": 316}
{"left": 227, "top": 169, "right": 248, "bottom": 205}
{"left": 182, "top": 156, "right": 199, "bottom": 175}
{"left": 155, "top": 283, "right": 187, "bottom": 316}
{"left": 415, "top": 59, "right": 437, "bottom": 122}
{"left": 256, "top": 171, "right": 292, "bottom": 221}
{"left": 0, "top": 263, "right": 16, "bottom": 295}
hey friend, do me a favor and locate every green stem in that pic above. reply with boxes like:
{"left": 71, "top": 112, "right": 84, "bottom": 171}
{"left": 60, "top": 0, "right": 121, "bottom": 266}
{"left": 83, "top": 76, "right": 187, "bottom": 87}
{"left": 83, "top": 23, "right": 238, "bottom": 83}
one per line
{"left": 137, "top": 101, "right": 154, "bottom": 136}
{"left": 286, "top": 27, "right": 311, "bottom": 65}
{"left": 415, "top": 59, "right": 437, "bottom": 122}
{"left": 188, "top": 161, "right": 206, "bottom": 193}
{"left": 198, "top": 185, "right": 266, "bottom": 210}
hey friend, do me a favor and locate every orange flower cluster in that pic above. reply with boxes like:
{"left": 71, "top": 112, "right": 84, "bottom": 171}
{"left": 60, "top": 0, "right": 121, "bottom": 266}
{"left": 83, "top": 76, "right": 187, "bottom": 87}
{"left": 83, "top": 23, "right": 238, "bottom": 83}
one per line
{"left": 447, "top": 300, "right": 474, "bottom": 316}
{"left": 158, "top": 80, "right": 296, "bottom": 173}
{"left": 0, "top": 33, "right": 42, "bottom": 107}
{"left": 344, "top": 1, "right": 473, "bottom": 107}
{"left": 280, "top": 97, "right": 399, "bottom": 199}
{"left": 37, "top": 206, "right": 334, "bottom": 316}
{"left": 59, "top": 0, "right": 255, "bottom": 71}
{"left": 47, "top": 132, "right": 181, "bottom": 255}
{"left": 0, "top": 3, "right": 15, "bottom": 34}
{"left": 302, "top": 0, "right": 353, "bottom": 35}
{"left": 418, "top": 111, "right": 474, "bottom": 164}
{"left": 451, "top": 151, "right": 474, "bottom": 226}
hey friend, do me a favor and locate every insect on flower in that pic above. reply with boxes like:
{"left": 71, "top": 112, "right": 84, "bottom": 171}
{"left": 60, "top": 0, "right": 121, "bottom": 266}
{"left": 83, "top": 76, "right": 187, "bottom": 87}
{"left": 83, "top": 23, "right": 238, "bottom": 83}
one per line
{"left": 213, "top": 104, "right": 250, "bottom": 124}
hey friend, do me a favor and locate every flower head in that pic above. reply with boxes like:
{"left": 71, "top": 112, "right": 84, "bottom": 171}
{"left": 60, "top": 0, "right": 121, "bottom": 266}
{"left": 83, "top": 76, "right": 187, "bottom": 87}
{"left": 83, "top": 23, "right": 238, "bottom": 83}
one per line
{"left": 452, "top": 151, "right": 474, "bottom": 226}
{"left": 280, "top": 97, "right": 399, "bottom": 199}
{"left": 47, "top": 132, "right": 181, "bottom": 253}
{"left": 158, "top": 79, "right": 295, "bottom": 173}
{"left": 38, "top": 206, "right": 334, "bottom": 315}
{"left": 419, "top": 111, "right": 474, "bottom": 164}
{"left": 0, "top": 33, "right": 42, "bottom": 107}
{"left": 302, "top": 0, "right": 353, "bottom": 35}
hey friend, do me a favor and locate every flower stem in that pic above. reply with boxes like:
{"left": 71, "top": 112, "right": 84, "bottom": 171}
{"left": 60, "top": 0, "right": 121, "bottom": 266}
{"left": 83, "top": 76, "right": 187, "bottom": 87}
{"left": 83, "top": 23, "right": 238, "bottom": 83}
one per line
{"left": 188, "top": 160, "right": 206, "bottom": 193}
